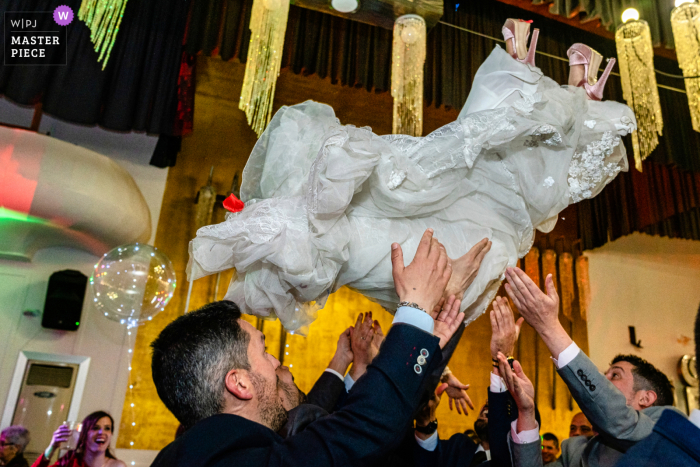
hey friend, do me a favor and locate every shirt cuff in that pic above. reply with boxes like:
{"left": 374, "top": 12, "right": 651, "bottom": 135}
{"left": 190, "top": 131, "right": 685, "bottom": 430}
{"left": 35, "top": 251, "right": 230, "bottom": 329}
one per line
{"left": 393, "top": 306, "right": 434, "bottom": 334}
{"left": 551, "top": 342, "right": 581, "bottom": 369}
{"left": 510, "top": 419, "right": 540, "bottom": 444}
{"left": 414, "top": 430, "right": 438, "bottom": 451}
{"left": 490, "top": 371, "right": 507, "bottom": 393}
{"left": 324, "top": 368, "right": 344, "bottom": 382}
{"left": 344, "top": 373, "right": 355, "bottom": 393}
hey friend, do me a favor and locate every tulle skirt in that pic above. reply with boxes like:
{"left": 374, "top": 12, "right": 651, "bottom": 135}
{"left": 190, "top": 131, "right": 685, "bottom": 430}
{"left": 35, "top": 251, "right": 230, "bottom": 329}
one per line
{"left": 188, "top": 46, "right": 636, "bottom": 332}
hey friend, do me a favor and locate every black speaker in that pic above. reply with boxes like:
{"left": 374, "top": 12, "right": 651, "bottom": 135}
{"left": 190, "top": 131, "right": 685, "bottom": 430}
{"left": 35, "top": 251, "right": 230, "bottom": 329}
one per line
{"left": 41, "top": 270, "right": 87, "bottom": 331}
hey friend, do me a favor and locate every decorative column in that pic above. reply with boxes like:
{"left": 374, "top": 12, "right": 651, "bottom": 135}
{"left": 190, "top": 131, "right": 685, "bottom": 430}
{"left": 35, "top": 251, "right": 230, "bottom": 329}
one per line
{"left": 671, "top": 1, "right": 700, "bottom": 132}
{"left": 391, "top": 15, "right": 426, "bottom": 136}
{"left": 239, "top": 0, "right": 290, "bottom": 136}
{"left": 615, "top": 12, "right": 663, "bottom": 170}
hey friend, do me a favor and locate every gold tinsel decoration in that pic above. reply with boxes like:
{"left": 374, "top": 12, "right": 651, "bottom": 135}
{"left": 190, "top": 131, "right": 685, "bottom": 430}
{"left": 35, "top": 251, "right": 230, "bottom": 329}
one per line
{"left": 671, "top": 2, "right": 700, "bottom": 133}
{"left": 523, "top": 247, "right": 540, "bottom": 288}
{"left": 541, "top": 249, "right": 558, "bottom": 296}
{"left": 575, "top": 255, "right": 591, "bottom": 321}
{"left": 559, "top": 253, "right": 574, "bottom": 321}
{"left": 239, "top": 0, "right": 290, "bottom": 136}
{"left": 391, "top": 15, "right": 427, "bottom": 136}
{"left": 78, "top": 0, "right": 128, "bottom": 69}
{"left": 615, "top": 20, "right": 663, "bottom": 171}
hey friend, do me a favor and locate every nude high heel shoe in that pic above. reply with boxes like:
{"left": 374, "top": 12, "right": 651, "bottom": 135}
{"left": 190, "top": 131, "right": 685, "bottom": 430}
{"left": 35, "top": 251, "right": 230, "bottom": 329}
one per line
{"left": 567, "top": 43, "right": 616, "bottom": 101}
{"left": 502, "top": 18, "right": 539, "bottom": 67}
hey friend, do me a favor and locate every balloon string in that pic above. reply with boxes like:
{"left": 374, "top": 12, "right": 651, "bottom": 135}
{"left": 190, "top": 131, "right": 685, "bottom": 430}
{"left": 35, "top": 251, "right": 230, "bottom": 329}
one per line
{"left": 184, "top": 280, "right": 194, "bottom": 314}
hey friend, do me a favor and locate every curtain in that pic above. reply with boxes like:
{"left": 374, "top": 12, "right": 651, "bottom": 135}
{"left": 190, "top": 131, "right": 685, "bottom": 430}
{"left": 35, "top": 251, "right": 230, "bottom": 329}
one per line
{"left": 0, "top": 0, "right": 190, "bottom": 137}
{"left": 521, "top": 0, "right": 677, "bottom": 48}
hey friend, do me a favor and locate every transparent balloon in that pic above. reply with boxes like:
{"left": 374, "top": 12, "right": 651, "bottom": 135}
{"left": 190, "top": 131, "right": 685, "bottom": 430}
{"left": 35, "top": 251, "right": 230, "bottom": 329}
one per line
{"left": 90, "top": 244, "right": 176, "bottom": 327}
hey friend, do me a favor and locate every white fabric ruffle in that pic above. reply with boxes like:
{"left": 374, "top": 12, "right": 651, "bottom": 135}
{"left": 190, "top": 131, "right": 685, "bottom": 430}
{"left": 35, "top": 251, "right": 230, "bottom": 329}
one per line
{"left": 188, "top": 46, "right": 636, "bottom": 332}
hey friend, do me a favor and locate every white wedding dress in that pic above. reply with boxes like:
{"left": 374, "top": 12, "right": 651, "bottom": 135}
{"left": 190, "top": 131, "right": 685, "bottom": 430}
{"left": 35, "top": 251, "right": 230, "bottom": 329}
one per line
{"left": 188, "top": 46, "right": 636, "bottom": 332}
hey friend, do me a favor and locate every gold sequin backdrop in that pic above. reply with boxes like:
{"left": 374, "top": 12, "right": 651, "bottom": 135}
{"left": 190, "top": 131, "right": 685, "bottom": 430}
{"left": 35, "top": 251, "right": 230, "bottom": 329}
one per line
{"left": 117, "top": 55, "right": 589, "bottom": 450}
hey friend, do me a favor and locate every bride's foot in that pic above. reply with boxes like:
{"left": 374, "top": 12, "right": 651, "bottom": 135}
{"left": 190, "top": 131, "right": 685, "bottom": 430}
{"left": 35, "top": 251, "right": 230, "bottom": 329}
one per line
{"left": 443, "top": 238, "right": 492, "bottom": 299}
{"left": 567, "top": 43, "right": 616, "bottom": 101}
{"left": 502, "top": 18, "right": 539, "bottom": 67}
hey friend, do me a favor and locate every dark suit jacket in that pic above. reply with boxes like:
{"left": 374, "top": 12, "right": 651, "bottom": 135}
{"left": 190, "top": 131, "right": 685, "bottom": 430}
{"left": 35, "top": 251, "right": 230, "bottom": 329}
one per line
{"left": 614, "top": 410, "right": 700, "bottom": 467}
{"left": 306, "top": 370, "right": 346, "bottom": 413}
{"left": 411, "top": 388, "right": 520, "bottom": 467}
{"left": 150, "top": 323, "right": 442, "bottom": 467}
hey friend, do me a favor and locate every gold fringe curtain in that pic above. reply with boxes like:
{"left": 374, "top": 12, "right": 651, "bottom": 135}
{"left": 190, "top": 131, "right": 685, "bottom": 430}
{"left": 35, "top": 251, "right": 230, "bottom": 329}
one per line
{"left": 239, "top": 0, "right": 291, "bottom": 136}
{"left": 615, "top": 19, "right": 663, "bottom": 171}
{"left": 575, "top": 255, "right": 591, "bottom": 321}
{"left": 524, "top": 248, "right": 541, "bottom": 287}
{"left": 671, "top": 2, "right": 700, "bottom": 133}
{"left": 78, "top": 0, "right": 129, "bottom": 69}
{"left": 391, "top": 15, "right": 426, "bottom": 136}
{"left": 559, "top": 253, "right": 574, "bottom": 321}
{"left": 542, "top": 250, "right": 558, "bottom": 292}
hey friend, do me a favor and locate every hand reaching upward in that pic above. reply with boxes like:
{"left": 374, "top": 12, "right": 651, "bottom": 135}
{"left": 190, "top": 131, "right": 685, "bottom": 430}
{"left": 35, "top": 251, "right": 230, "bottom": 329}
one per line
{"left": 391, "top": 228, "right": 452, "bottom": 313}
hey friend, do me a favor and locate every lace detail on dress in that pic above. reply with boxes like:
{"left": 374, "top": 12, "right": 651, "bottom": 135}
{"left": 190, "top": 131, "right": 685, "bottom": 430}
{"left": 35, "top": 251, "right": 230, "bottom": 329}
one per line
{"left": 461, "top": 109, "right": 515, "bottom": 167}
{"left": 584, "top": 120, "right": 597, "bottom": 129}
{"left": 568, "top": 131, "right": 622, "bottom": 202}
{"left": 543, "top": 177, "right": 555, "bottom": 187}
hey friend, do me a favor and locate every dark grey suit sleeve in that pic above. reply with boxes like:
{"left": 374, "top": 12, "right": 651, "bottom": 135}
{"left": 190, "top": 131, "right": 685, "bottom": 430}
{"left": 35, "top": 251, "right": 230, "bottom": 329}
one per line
{"left": 557, "top": 351, "right": 666, "bottom": 442}
{"left": 507, "top": 432, "right": 543, "bottom": 467}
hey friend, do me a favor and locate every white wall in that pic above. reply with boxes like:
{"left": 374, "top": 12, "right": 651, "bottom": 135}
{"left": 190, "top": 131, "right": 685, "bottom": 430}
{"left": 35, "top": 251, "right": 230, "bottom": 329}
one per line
{"left": 0, "top": 97, "right": 167, "bottom": 464}
{"left": 586, "top": 232, "right": 700, "bottom": 411}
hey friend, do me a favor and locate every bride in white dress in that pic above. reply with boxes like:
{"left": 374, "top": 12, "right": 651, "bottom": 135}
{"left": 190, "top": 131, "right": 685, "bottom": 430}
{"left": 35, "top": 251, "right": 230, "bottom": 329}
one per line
{"left": 188, "top": 20, "right": 636, "bottom": 332}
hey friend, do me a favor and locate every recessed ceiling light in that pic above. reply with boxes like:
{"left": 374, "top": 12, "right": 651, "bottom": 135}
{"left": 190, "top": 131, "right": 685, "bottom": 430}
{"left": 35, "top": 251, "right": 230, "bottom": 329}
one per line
{"left": 331, "top": 0, "right": 359, "bottom": 13}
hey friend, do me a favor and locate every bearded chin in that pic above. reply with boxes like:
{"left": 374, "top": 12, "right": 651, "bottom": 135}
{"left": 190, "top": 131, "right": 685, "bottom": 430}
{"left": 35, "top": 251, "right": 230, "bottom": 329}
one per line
{"left": 251, "top": 372, "right": 288, "bottom": 431}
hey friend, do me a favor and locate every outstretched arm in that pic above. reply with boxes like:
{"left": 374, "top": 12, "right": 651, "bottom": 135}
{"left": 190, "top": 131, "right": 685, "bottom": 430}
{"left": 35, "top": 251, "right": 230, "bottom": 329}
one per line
{"left": 503, "top": 267, "right": 665, "bottom": 442}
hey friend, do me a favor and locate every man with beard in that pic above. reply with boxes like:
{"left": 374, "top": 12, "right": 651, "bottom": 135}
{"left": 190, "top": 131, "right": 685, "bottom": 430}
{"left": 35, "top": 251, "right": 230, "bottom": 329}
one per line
{"left": 150, "top": 230, "right": 467, "bottom": 467}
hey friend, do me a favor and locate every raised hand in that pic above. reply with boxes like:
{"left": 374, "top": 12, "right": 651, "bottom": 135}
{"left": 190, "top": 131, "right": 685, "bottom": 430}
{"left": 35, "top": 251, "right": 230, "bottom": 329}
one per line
{"left": 415, "top": 383, "right": 448, "bottom": 438}
{"left": 328, "top": 326, "right": 354, "bottom": 375}
{"left": 504, "top": 267, "right": 558, "bottom": 334}
{"left": 497, "top": 352, "right": 538, "bottom": 432}
{"left": 391, "top": 229, "right": 452, "bottom": 313}
{"left": 349, "top": 312, "right": 378, "bottom": 380}
{"left": 490, "top": 296, "right": 524, "bottom": 360}
{"left": 50, "top": 424, "right": 71, "bottom": 448}
{"left": 442, "top": 372, "right": 474, "bottom": 415}
{"left": 429, "top": 294, "right": 464, "bottom": 349}
{"left": 504, "top": 267, "right": 573, "bottom": 358}
{"left": 444, "top": 238, "right": 491, "bottom": 299}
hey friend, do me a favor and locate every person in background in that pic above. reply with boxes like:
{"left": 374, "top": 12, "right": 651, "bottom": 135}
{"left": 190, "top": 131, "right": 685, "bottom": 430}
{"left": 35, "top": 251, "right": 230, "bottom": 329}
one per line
{"left": 471, "top": 403, "right": 490, "bottom": 465}
{"left": 32, "top": 411, "right": 126, "bottom": 467}
{"left": 0, "top": 426, "right": 30, "bottom": 467}
{"left": 541, "top": 433, "right": 560, "bottom": 464}
{"left": 568, "top": 412, "right": 594, "bottom": 439}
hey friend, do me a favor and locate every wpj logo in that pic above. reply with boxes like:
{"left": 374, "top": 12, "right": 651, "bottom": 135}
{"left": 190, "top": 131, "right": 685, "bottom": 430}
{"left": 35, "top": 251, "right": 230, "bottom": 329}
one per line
{"left": 4, "top": 11, "right": 68, "bottom": 65}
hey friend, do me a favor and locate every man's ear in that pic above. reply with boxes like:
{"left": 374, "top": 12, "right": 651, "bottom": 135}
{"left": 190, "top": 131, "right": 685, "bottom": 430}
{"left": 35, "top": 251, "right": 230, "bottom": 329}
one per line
{"left": 637, "top": 389, "right": 658, "bottom": 409}
{"left": 225, "top": 369, "right": 255, "bottom": 401}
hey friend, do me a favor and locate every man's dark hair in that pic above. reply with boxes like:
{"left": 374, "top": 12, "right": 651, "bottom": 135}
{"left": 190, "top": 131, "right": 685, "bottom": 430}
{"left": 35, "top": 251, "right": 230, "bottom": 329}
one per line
{"left": 542, "top": 432, "right": 559, "bottom": 450}
{"left": 151, "top": 300, "right": 251, "bottom": 428}
{"left": 611, "top": 354, "right": 674, "bottom": 407}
